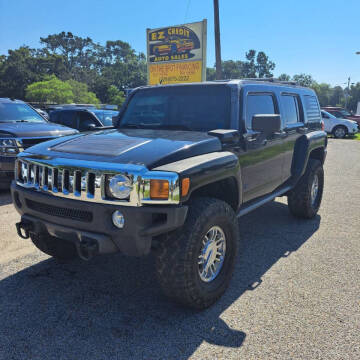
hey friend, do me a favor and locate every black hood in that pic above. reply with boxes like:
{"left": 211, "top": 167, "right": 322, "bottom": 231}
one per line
{"left": 0, "top": 122, "right": 77, "bottom": 138}
{"left": 23, "top": 129, "right": 222, "bottom": 169}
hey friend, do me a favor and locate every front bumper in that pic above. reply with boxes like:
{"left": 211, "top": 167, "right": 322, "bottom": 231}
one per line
{"left": 0, "top": 156, "right": 16, "bottom": 189}
{"left": 11, "top": 183, "right": 188, "bottom": 257}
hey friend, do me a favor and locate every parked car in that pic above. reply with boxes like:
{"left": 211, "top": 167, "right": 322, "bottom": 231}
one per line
{"left": 49, "top": 108, "right": 118, "bottom": 132}
{"left": 12, "top": 80, "right": 327, "bottom": 309}
{"left": 321, "top": 106, "right": 360, "bottom": 127}
{"left": 0, "top": 98, "right": 78, "bottom": 189}
{"left": 321, "top": 110, "right": 358, "bottom": 138}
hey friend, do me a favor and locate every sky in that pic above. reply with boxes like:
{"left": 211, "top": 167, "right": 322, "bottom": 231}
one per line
{"left": 0, "top": 0, "right": 359, "bottom": 86}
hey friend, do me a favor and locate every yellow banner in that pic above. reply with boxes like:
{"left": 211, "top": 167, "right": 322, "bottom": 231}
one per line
{"left": 148, "top": 61, "right": 202, "bottom": 85}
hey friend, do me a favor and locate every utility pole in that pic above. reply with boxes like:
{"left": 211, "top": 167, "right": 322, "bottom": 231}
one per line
{"left": 213, "top": 0, "right": 222, "bottom": 80}
{"left": 345, "top": 76, "right": 351, "bottom": 110}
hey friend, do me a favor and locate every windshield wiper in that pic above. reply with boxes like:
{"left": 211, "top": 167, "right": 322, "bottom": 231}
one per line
{"left": 15, "top": 120, "right": 29, "bottom": 123}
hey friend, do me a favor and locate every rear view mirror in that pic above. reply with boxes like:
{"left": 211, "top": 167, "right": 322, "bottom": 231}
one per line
{"left": 252, "top": 114, "right": 281, "bottom": 134}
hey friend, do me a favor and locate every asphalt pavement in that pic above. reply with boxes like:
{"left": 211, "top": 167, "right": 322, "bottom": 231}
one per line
{"left": 0, "top": 139, "right": 359, "bottom": 360}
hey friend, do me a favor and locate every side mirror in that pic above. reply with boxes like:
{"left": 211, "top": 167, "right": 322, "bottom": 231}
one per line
{"left": 86, "top": 123, "right": 97, "bottom": 130}
{"left": 252, "top": 114, "right": 281, "bottom": 134}
{"left": 208, "top": 129, "right": 240, "bottom": 145}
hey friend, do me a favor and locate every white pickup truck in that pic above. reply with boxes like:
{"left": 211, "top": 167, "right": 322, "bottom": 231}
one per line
{"left": 321, "top": 110, "right": 359, "bottom": 138}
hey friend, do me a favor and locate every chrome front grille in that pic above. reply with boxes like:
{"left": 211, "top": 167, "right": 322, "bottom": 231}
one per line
{"left": 15, "top": 157, "right": 180, "bottom": 206}
{"left": 17, "top": 160, "right": 106, "bottom": 202}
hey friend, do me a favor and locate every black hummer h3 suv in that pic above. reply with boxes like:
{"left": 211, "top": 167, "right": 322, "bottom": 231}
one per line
{"left": 12, "top": 80, "right": 327, "bottom": 309}
{"left": 0, "top": 98, "right": 78, "bottom": 189}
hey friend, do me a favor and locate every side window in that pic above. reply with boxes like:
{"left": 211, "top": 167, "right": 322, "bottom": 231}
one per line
{"left": 321, "top": 112, "right": 329, "bottom": 119}
{"left": 304, "top": 95, "right": 320, "bottom": 122}
{"left": 59, "top": 111, "right": 77, "bottom": 129}
{"left": 246, "top": 94, "right": 275, "bottom": 128}
{"left": 78, "top": 112, "right": 97, "bottom": 131}
{"left": 281, "top": 95, "right": 300, "bottom": 125}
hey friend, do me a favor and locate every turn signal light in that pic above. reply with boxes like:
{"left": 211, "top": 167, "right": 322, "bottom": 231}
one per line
{"left": 181, "top": 178, "right": 190, "bottom": 197}
{"left": 150, "top": 179, "right": 169, "bottom": 199}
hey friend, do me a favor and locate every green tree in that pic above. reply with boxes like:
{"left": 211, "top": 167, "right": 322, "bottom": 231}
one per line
{"left": 312, "top": 83, "right": 332, "bottom": 106}
{"left": 292, "top": 74, "right": 315, "bottom": 87}
{"left": 347, "top": 82, "right": 360, "bottom": 112}
{"left": 66, "top": 79, "right": 99, "bottom": 104}
{"left": 206, "top": 50, "right": 275, "bottom": 80}
{"left": 107, "top": 85, "right": 125, "bottom": 107}
{"left": 25, "top": 75, "right": 74, "bottom": 103}
{"left": 278, "top": 73, "right": 291, "bottom": 81}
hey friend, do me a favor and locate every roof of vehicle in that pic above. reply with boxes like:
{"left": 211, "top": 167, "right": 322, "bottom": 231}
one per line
{"left": 133, "top": 79, "right": 314, "bottom": 93}
{"left": 0, "top": 98, "right": 26, "bottom": 104}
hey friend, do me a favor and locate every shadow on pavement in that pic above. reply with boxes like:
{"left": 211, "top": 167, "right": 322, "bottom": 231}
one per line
{"left": 0, "top": 189, "right": 12, "bottom": 206}
{"left": 0, "top": 200, "right": 320, "bottom": 360}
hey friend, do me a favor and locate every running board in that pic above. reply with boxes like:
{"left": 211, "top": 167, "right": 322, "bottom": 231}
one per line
{"left": 237, "top": 186, "right": 292, "bottom": 217}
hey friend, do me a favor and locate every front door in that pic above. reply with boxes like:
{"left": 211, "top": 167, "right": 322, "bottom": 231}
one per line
{"left": 238, "top": 91, "right": 285, "bottom": 203}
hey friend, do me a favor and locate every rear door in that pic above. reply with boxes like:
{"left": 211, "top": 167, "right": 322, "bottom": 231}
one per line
{"left": 239, "top": 90, "right": 285, "bottom": 202}
{"left": 281, "top": 93, "right": 311, "bottom": 182}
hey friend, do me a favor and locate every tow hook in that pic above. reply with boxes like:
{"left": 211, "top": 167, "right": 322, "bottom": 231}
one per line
{"left": 76, "top": 237, "right": 99, "bottom": 261}
{"left": 16, "top": 221, "right": 33, "bottom": 239}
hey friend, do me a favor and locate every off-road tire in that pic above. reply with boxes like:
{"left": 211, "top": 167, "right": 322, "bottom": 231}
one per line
{"left": 30, "top": 233, "right": 78, "bottom": 261}
{"left": 332, "top": 125, "right": 347, "bottom": 139}
{"left": 156, "top": 197, "right": 240, "bottom": 309}
{"left": 288, "top": 159, "right": 324, "bottom": 219}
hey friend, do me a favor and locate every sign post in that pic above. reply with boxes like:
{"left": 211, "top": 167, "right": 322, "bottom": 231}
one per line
{"left": 146, "top": 19, "right": 207, "bottom": 85}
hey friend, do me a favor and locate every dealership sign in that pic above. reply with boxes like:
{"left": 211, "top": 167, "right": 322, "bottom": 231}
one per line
{"left": 146, "top": 20, "right": 207, "bottom": 85}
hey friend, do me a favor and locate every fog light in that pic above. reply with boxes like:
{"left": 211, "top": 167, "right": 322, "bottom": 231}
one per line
{"left": 112, "top": 210, "right": 125, "bottom": 229}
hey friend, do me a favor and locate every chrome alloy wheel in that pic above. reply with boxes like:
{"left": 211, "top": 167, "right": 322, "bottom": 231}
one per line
{"left": 198, "top": 226, "right": 226, "bottom": 282}
{"left": 311, "top": 174, "right": 319, "bottom": 206}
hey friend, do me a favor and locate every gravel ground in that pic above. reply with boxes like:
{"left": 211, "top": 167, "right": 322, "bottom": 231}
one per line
{"left": 0, "top": 139, "right": 359, "bottom": 360}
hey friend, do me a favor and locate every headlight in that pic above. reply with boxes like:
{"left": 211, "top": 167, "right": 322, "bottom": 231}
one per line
{"left": 108, "top": 174, "right": 132, "bottom": 199}
{"left": 0, "top": 138, "right": 19, "bottom": 156}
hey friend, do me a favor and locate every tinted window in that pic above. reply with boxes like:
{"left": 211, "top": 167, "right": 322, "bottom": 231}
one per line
{"left": 92, "top": 110, "right": 118, "bottom": 126}
{"left": 282, "top": 95, "right": 299, "bottom": 124}
{"left": 246, "top": 94, "right": 275, "bottom": 128}
{"left": 119, "top": 85, "right": 231, "bottom": 132}
{"left": 79, "top": 112, "right": 97, "bottom": 131}
{"left": 304, "top": 95, "right": 320, "bottom": 122}
{"left": 59, "top": 111, "right": 77, "bottom": 128}
{"left": 0, "top": 102, "right": 45, "bottom": 123}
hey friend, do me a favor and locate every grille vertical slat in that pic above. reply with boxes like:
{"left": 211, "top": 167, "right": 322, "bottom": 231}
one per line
{"left": 26, "top": 163, "right": 31, "bottom": 184}
{"left": 62, "top": 169, "right": 70, "bottom": 194}
{"left": 87, "top": 172, "right": 95, "bottom": 198}
{"left": 74, "top": 170, "right": 81, "bottom": 196}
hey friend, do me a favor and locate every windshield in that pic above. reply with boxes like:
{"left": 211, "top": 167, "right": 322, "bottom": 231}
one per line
{"left": 119, "top": 85, "right": 231, "bottom": 131}
{"left": 92, "top": 110, "right": 119, "bottom": 126}
{"left": 0, "top": 102, "right": 46, "bottom": 123}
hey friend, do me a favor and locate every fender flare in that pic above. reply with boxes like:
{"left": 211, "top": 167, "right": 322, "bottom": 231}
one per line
{"left": 153, "top": 151, "right": 242, "bottom": 208}
{"left": 291, "top": 131, "right": 327, "bottom": 183}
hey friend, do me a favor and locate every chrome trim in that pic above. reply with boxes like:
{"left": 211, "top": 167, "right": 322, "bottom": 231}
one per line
{"left": 15, "top": 156, "right": 180, "bottom": 206}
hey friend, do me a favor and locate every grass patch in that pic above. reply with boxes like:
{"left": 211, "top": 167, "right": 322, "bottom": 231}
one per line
{"left": 354, "top": 133, "right": 360, "bottom": 141}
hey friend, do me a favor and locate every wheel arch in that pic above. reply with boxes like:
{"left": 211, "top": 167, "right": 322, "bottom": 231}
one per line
{"left": 291, "top": 131, "right": 327, "bottom": 183}
{"left": 153, "top": 151, "right": 242, "bottom": 211}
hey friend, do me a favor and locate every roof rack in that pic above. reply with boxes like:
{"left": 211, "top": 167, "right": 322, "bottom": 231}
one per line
{"left": 241, "top": 78, "right": 299, "bottom": 85}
